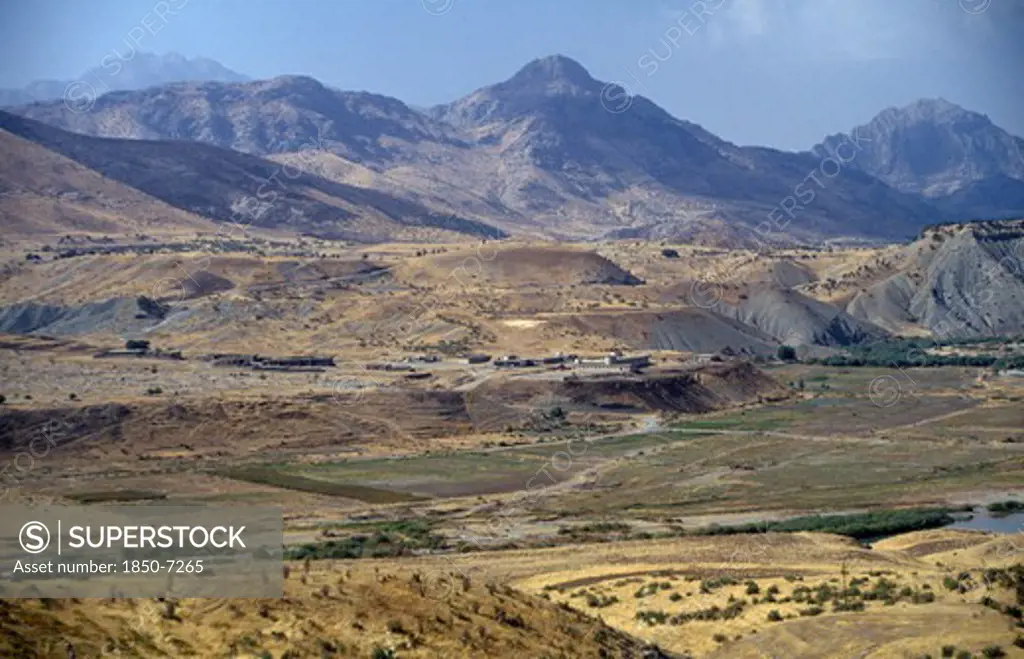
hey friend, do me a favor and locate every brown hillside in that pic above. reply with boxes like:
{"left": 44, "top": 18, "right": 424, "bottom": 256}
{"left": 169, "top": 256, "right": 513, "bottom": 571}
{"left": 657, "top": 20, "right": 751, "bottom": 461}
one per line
{"left": 393, "top": 246, "right": 641, "bottom": 288}
{"left": 0, "top": 128, "right": 218, "bottom": 238}
{"left": 0, "top": 569, "right": 660, "bottom": 659}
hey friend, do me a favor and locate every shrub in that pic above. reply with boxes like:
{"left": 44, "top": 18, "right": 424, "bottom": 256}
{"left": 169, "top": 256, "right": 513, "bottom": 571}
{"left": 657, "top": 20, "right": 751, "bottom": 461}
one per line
{"left": 371, "top": 648, "right": 397, "bottom": 659}
{"left": 712, "top": 634, "right": 727, "bottom": 643}
{"left": 981, "top": 646, "right": 1005, "bottom": 658}
{"left": 692, "top": 508, "right": 958, "bottom": 540}
{"left": 912, "top": 590, "right": 936, "bottom": 604}
{"left": 777, "top": 345, "right": 797, "bottom": 362}
{"left": 634, "top": 583, "right": 661, "bottom": 598}
{"left": 767, "top": 609, "right": 783, "bottom": 622}
{"left": 586, "top": 593, "right": 619, "bottom": 608}
{"left": 746, "top": 581, "right": 760, "bottom": 595}
{"left": 635, "top": 610, "right": 669, "bottom": 626}
{"left": 833, "top": 600, "right": 865, "bottom": 612}
{"left": 941, "top": 646, "right": 957, "bottom": 657}
{"left": 986, "top": 501, "right": 1024, "bottom": 517}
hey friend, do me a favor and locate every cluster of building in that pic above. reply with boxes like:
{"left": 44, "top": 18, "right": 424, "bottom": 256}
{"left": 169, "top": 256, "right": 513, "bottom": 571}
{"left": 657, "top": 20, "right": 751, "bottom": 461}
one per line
{"left": 492, "top": 351, "right": 652, "bottom": 372}
{"left": 209, "top": 353, "right": 336, "bottom": 371}
{"left": 365, "top": 362, "right": 416, "bottom": 372}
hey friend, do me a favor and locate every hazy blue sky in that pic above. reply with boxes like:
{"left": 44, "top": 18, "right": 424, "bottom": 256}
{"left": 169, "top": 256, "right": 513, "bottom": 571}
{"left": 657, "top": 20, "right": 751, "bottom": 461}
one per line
{"left": 1, "top": 0, "right": 1022, "bottom": 150}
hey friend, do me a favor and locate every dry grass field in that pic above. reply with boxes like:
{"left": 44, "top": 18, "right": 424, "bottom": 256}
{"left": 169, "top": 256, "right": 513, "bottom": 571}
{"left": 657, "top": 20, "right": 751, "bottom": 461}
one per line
{"left": 2, "top": 530, "right": 1021, "bottom": 658}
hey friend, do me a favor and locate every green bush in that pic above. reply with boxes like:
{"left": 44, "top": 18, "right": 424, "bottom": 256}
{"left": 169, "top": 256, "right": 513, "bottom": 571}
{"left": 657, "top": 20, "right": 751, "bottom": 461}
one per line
{"left": 693, "top": 508, "right": 959, "bottom": 540}
{"left": 804, "top": 335, "right": 1024, "bottom": 369}
{"left": 284, "top": 520, "right": 443, "bottom": 560}
{"left": 833, "top": 600, "right": 865, "bottom": 612}
{"left": 986, "top": 500, "right": 1024, "bottom": 517}
{"left": 635, "top": 610, "right": 669, "bottom": 625}
{"left": 586, "top": 593, "right": 619, "bottom": 608}
{"left": 912, "top": 590, "right": 935, "bottom": 604}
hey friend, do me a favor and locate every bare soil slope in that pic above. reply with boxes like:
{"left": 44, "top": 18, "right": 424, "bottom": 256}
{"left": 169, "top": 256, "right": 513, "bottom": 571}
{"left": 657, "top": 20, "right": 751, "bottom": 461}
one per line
{"left": 394, "top": 245, "right": 641, "bottom": 288}
{"left": 0, "top": 111, "right": 503, "bottom": 242}
{"left": 848, "top": 219, "right": 1024, "bottom": 336}
{"left": 0, "top": 127, "right": 218, "bottom": 237}
{"left": 556, "top": 308, "right": 779, "bottom": 355}
{"left": 0, "top": 569, "right": 659, "bottom": 659}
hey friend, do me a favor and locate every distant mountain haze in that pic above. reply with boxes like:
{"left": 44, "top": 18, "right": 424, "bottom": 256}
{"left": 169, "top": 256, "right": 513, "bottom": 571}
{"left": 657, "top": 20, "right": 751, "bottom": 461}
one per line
{"left": 6, "top": 54, "right": 1024, "bottom": 244}
{"left": 0, "top": 51, "right": 249, "bottom": 107}
{"left": 814, "top": 98, "right": 1024, "bottom": 218}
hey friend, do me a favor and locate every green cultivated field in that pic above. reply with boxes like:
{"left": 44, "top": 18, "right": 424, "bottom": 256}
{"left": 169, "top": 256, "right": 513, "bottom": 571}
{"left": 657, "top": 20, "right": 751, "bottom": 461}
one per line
{"left": 213, "top": 365, "right": 1022, "bottom": 528}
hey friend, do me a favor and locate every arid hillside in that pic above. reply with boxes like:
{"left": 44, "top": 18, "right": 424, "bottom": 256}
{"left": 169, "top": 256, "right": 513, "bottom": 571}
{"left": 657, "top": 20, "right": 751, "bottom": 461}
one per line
{"left": 846, "top": 219, "right": 1024, "bottom": 337}
{"left": 0, "top": 126, "right": 220, "bottom": 237}
{"left": 2, "top": 529, "right": 1021, "bottom": 658}
{"left": 0, "top": 569, "right": 661, "bottom": 658}
{"left": 0, "top": 111, "right": 504, "bottom": 242}
{"left": 392, "top": 246, "right": 642, "bottom": 288}
{"left": 2, "top": 223, "right": 1024, "bottom": 361}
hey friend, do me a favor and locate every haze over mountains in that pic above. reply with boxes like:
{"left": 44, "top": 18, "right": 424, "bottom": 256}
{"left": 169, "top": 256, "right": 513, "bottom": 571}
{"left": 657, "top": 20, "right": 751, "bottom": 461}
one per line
{"left": 814, "top": 98, "right": 1024, "bottom": 220}
{"left": 0, "top": 52, "right": 249, "bottom": 107}
{"left": 3, "top": 54, "right": 1023, "bottom": 244}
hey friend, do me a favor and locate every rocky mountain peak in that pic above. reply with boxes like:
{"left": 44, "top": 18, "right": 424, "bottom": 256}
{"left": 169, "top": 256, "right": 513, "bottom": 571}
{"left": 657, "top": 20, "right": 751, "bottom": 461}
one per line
{"left": 814, "top": 97, "right": 1024, "bottom": 199}
{"left": 873, "top": 98, "right": 991, "bottom": 131}
{"left": 505, "top": 55, "right": 597, "bottom": 93}
{"left": 256, "top": 74, "right": 331, "bottom": 95}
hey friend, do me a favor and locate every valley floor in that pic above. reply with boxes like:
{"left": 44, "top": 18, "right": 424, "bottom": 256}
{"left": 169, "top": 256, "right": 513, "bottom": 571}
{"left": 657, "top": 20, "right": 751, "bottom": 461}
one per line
{"left": 1, "top": 237, "right": 1022, "bottom": 657}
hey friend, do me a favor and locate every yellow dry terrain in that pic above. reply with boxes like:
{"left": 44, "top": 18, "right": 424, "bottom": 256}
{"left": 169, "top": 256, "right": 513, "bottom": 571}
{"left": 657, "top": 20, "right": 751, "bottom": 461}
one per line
{"left": 2, "top": 530, "right": 1021, "bottom": 658}
{"left": 0, "top": 565, "right": 644, "bottom": 658}
{"left": 509, "top": 531, "right": 1024, "bottom": 658}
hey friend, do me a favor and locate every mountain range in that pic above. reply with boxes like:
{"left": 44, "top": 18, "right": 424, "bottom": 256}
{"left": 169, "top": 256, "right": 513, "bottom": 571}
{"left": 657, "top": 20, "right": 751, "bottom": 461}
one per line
{"left": 0, "top": 52, "right": 249, "bottom": 107}
{"left": 3, "top": 54, "right": 1023, "bottom": 244}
